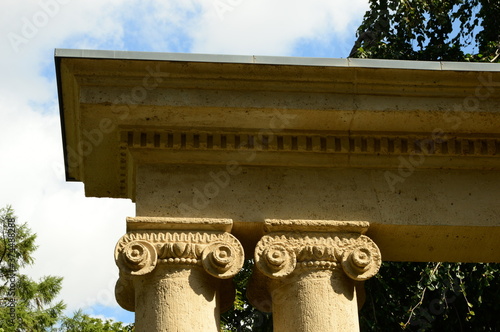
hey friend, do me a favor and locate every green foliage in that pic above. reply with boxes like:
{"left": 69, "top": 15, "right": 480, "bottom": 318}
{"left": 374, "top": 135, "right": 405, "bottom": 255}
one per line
{"left": 0, "top": 206, "right": 36, "bottom": 271}
{"left": 221, "top": 261, "right": 500, "bottom": 331}
{"left": 0, "top": 205, "right": 66, "bottom": 332}
{"left": 350, "top": 4, "right": 500, "bottom": 329}
{"left": 0, "top": 205, "right": 134, "bottom": 331}
{"left": 59, "top": 310, "right": 134, "bottom": 332}
{"left": 350, "top": 0, "right": 500, "bottom": 62}
{"left": 360, "top": 262, "right": 500, "bottom": 331}
{"left": 221, "top": 260, "right": 273, "bottom": 331}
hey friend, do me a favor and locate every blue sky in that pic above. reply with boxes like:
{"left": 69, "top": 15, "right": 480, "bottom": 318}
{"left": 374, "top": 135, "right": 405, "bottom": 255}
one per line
{"left": 0, "top": 0, "right": 370, "bottom": 325}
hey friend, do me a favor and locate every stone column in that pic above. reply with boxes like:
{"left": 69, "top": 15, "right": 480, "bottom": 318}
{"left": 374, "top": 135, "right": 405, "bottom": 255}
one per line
{"left": 114, "top": 217, "right": 244, "bottom": 332}
{"left": 247, "top": 219, "right": 381, "bottom": 332}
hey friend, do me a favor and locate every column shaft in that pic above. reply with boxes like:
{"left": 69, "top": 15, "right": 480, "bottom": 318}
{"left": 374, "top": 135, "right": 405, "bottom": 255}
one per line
{"left": 133, "top": 266, "right": 220, "bottom": 331}
{"left": 271, "top": 269, "right": 359, "bottom": 332}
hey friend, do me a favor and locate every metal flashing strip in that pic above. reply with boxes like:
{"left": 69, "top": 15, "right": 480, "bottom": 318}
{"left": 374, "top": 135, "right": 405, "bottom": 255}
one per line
{"left": 54, "top": 48, "right": 500, "bottom": 71}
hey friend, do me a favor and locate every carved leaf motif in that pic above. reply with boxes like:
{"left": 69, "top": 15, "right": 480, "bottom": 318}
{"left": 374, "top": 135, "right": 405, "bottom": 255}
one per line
{"left": 313, "top": 246, "right": 325, "bottom": 259}
{"left": 173, "top": 242, "right": 187, "bottom": 257}
{"left": 195, "top": 243, "right": 204, "bottom": 257}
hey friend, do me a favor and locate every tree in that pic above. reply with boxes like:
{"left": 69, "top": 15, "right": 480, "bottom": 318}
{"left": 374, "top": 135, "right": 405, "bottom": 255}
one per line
{"left": 0, "top": 205, "right": 65, "bottom": 331}
{"left": 349, "top": 0, "right": 500, "bottom": 63}
{"left": 221, "top": 260, "right": 273, "bottom": 332}
{"left": 359, "top": 262, "right": 500, "bottom": 331}
{"left": 59, "top": 310, "right": 134, "bottom": 332}
{"left": 0, "top": 205, "right": 134, "bottom": 331}
{"left": 350, "top": 1, "right": 500, "bottom": 331}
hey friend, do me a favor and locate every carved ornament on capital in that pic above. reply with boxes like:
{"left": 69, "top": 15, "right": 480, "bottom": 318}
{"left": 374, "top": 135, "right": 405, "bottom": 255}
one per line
{"left": 249, "top": 219, "right": 382, "bottom": 312}
{"left": 114, "top": 217, "right": 245, "bottom": 312}
{"left": 254, "top": 219, "right": 381, "bottom": 281}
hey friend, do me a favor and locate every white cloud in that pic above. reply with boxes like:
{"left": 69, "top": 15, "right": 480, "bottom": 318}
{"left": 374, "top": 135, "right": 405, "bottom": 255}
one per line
{"left": 0, "top": 0, "right": 128, "bottom": 104}
{"left": 0, "top": 93, "right": 134, "bottom": 313}
{"left": 190, "top": 0, "right": 369, "bottom": 55}
{"left": 0, "top": 0, "right": 369, "bottom": 322}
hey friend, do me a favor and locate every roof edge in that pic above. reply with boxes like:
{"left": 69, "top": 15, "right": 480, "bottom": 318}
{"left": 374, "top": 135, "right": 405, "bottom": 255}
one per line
{"left": 54, "top": 48, "right": 500, "bottom": 72}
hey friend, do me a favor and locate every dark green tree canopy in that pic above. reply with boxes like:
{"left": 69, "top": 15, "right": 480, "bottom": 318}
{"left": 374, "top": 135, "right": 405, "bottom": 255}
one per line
{"left": 0, "top": 205, "right": 65, "bottom": 332}
{"left": 60, "top": 310, "right": 134, "bottom": 332}
{"left": 350, "top": 0, "right": 500, "bottom": 62}
{"left": 0, "top": 206, "right": 134, "bottom": 331}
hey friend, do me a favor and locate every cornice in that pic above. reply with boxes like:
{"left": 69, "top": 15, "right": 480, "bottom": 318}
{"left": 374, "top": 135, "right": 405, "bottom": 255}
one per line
{"left": 56, "top": 50, "right": 500, "bottom": 199}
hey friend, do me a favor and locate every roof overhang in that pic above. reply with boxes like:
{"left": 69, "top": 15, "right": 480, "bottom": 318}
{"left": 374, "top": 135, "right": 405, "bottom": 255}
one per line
{"left": 56, "top": 49, "right": 500, "bottom": 262}
{"left": 56, "top": 49, "right": 500, "bottom": 200}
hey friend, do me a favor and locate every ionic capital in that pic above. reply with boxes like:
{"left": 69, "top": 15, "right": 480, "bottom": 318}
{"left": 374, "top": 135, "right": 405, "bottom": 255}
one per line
{"left": 254, "top": 219, "right": 381, "bottom": 281}
{"left": 249, "top": 220, "right": 381, "bottom": 331}
{"left": 115, "top": 217, "right": 244, "bottom": 311}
